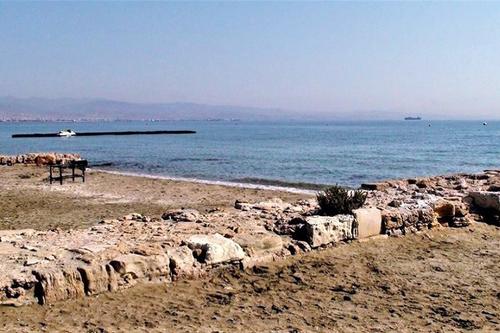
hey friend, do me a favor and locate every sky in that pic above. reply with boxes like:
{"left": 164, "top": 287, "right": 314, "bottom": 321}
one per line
{"left": 1, "top": 2, "right": 500, "bottom": 119}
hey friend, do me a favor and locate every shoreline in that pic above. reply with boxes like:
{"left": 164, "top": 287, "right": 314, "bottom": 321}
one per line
{"left": 91, "top": 168, "right": 319, "bottom": 195}
{"left": 0, "top": 163, "right": 498, "bottom": 331}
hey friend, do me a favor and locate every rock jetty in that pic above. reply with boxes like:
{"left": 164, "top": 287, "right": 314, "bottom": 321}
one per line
{"left": 0, "top": 153, "right": 81, "bottom": 166}
{"left": 0, "top": 169, "right": 498, "bottom": 306}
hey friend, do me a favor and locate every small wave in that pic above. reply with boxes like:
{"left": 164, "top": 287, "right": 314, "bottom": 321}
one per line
{"left": 233, "top": 177, "right": 329, "bottom": 191}
{"left": 90, "top": 169, "right": 317, "bottom": 195}
{"left": 346, "top": 174, "right": 366, "bottom": 181}
{"left": 168, "top": 157, "right": 223, "bottom": 162}
{"left": 90, "top": 162, "right": 114, "bottom": 167}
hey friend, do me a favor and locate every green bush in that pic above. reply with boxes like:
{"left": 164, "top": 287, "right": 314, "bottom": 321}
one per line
{"left": 317, "top": 185, "right": 367, "bottom": 216}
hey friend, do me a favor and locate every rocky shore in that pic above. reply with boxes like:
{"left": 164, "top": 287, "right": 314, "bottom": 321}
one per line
{"left": 0, "top": 153, "right": 81, "bottom": 166}
{"left": 0, "top": 164, "right": 498, "bottom": 307}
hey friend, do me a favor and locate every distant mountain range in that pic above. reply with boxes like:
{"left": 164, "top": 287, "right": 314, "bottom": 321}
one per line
{"left": 4, "top": 96, "right": 492, "bottom": 121}
{"left": 0, "top": 96, "right": 411, "bottom": 122}
{"left": 0, "top": 97, "right": 296, "bottom": 121}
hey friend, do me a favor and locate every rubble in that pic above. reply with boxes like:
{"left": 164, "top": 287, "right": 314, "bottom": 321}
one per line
{"left": 0, "top": 169, "right": 498, "bottom": 306}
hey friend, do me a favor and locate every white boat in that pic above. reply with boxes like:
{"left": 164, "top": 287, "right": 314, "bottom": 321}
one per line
{"left": 58, "top": 129, "right": 76, "bottom": 137}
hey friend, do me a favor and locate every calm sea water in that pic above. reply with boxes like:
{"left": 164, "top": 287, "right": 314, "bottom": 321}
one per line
{"left": 0, "top": 120, "right": 498, "bottom": 188}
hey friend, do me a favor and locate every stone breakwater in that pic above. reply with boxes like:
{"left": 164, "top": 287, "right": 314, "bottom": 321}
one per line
{"left": 0, "top": 170, "right": 498, "bottom": 306}
{"left": 0, "top": 153, "right": 81, "bottom": 166}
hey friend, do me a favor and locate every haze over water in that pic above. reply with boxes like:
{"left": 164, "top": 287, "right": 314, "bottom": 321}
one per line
{"left": 1, "top": 120, "right": 498, "bottom": 188}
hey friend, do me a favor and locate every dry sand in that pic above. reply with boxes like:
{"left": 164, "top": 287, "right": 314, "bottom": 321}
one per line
{"left": 0, "top": 165, "right": 499, "bottom": 332}
{"left": 0, "top": 165, "right": 308, "bottom": 230}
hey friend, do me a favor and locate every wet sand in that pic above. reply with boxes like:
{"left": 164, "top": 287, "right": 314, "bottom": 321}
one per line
{"left": 0, "top": 165, "right": 499, "bottom": 332}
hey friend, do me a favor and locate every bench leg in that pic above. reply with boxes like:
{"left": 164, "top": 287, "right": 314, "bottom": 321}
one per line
{"left": 49, "top": 167, "right": 53, "bottom": 184}
{"left": 72, "top": 167, "right": 75, "bottom": 182}
{"left": 59, "top": 166, "right": 63, "bottom": 185}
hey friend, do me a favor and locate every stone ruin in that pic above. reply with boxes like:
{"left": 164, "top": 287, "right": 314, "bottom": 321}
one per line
{"left": 362, "top": 169, "right": 500, "bottom": 233}
{"left": 0, "top": 169, "right": 498, "bottom": 306}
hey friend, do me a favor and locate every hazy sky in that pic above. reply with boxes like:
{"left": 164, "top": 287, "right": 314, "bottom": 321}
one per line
{"left": 1, "top": 2, "right": 500, "bottom": 118}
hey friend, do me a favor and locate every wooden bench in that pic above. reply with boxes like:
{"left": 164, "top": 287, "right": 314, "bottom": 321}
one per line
{"left": 49, "top": 160, "right": 88, "bottom": 185}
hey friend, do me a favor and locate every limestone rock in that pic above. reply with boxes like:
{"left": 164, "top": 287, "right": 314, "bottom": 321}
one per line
{"left": 361, "top": 183, "right": 389, "bottom": 191}
{"left": 352, "top": 208, "right": 382, "bottom": 239}
{"left": 109, "top": 254, "right": 170, "bottom": 287}
{"left": 381, "top": 205, "right": 437, "bottom": 234}
{"left": 381, "top": 209, "right": 404, "bottom": 231}
{"left": 233, "top": 232, "right": 283, "bottom": 256}
{"left": 252, "top": 198, "right": 290, "bottom": 211}
{"left": 302, "top": 215, "right": 355, "bottom": 248}
{"left": 469, "top": 191, "right": 500, "bottom": 212}
{"left": 454, "top": 202, "right": 469, "bottom": 217}
{"left": 166, "top": 246, "right": 200, "bottom": 279}
{"left": 0, "top": 271, "right": 38, "bottom": 306}
{"left": 186, "top": 234, "right": 245, "bottom": 265}
{"left": 234, "top": 200, "right": 252, "bottom": 211}
{"left": 287, "top": 240, "right": 312, "bottom": 256}
{"left": 162, "top": 209, "right": 201, "bottom": 222}
{"left": 0, "top": 229, "right": 37, "bottom": 243}
{"left": 0, "top": 153, "right": 80, "bottom": 166}
{"left": 123, "top": 213, "right": 144, "bottom": 221}
{"left": 416, "top": 179, "right": 431, "bottom": 188}
{"left": 433, "top": 200, "right": 455, "bottom": 219}
{"left": 77, "top": 264, "right": 117, "bottom": 295}
{"left": 24, "top": 258, "right": 41, "bottom": 266}
{"left": 33, "top": 267, "right": 86, "bottom": 304}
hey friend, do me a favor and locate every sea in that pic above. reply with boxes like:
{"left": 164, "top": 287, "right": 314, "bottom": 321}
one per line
{"left": 1, "top": 120, "right": 498, "bottom": 189}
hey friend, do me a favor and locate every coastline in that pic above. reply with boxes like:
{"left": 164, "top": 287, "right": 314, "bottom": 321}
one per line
{"left": 3, "top": 120, "right": 498, "bottom": 189}
{"left": 0, "top": 163, "right": 498, "bottom": 331}
{"left": 0, "top": 164, "right": 310, "bottom": 230}
{"left": 91, "top": 168, "right": 319, "bottom": 195}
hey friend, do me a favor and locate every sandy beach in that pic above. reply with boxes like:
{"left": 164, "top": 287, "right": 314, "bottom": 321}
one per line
{"left": 0, "top": 224, "right": 498, "bottom": 333}
{"left": 3, "top": 2, "right": 500, "bottom": 331}
{"left": 0, "top": 164, "right": 499, "bottom": 332}
{"left": 0, "top": 165, "right": 309, "bottom": 231}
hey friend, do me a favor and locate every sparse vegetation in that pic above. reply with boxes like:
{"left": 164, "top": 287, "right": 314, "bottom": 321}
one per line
{"left": 317, "top": 185, "right": 367, "bottom": 216}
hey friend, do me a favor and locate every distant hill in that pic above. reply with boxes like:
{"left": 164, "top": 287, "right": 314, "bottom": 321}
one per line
{"left": 0, "top": 96, "right": 428, "bottom": 121}
{"left": 0, "top": 97, "right": 294, "bottom": 121}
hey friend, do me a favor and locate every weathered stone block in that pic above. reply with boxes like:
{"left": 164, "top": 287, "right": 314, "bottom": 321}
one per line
{"left": 77, "top": 264, "right": 117, "bottom": 295}
{"left": 186, "top": 234, "right": 246, "bottom": 265}
{"left": 33, "top": 267, "right": 85, "bottom": 304}
{"left": 433, "top": 200, "right": 455, "bottom": 219}
{"left": 469, "top": 191, "right": 500, "bottom": 212}
{"left": 303, "top": 215, "right": 354, "bottom": 248}
{"left": 109, "top": 254, "right": 170, "bottom": 286}
{"left": 382, "top": 205, "right": 437, "bottom": 234}
{"left": 352, "top": 208, "right": 382, "bottom": 239}
{"left": 166, "top": 246, "right": 200, "bottom": 279}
